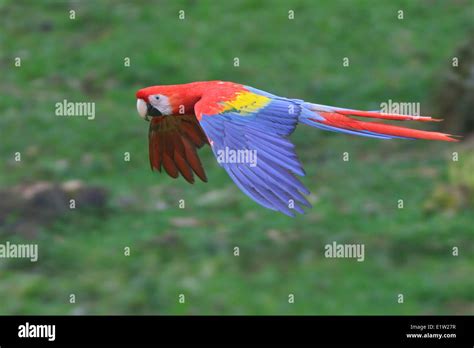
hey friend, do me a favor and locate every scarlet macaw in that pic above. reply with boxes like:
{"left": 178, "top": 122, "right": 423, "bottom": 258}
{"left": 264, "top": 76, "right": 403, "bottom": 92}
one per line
{"left": 136, "top": 81, "right": 457, "bottom": 216}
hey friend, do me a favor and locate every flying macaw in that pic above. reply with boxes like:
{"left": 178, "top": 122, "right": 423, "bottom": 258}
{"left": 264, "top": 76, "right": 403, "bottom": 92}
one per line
{"left": 136, "top": 81, "right": 458, "bottom": 216}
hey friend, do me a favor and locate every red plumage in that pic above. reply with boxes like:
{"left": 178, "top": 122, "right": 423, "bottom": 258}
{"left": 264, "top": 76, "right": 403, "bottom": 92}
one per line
{"left": 314, "top": 111, "right": 458, "bottom": 142}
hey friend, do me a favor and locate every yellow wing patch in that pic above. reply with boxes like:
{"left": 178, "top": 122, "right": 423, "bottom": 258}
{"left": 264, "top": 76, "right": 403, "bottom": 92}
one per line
{"left": 220, "top": 92, "right": 271, "bottom": 115}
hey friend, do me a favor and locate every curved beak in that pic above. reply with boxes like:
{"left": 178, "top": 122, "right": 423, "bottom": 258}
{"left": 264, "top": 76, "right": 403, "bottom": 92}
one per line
{"left": 136, "top": 99, "right": 149, "bottom": 121}
{"left": 136, "top": 98, "right": 163, "bottom": 122}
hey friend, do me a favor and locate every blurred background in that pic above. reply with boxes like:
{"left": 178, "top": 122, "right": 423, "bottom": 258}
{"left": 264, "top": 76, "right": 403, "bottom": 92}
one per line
{"left": 0, "top": 0, "right": 473, "bottom": 314}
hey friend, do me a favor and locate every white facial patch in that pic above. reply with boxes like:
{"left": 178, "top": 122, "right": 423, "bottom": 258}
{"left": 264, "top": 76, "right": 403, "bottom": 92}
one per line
{"left": 149, "top": 94, "right": 173, "bottom": 115}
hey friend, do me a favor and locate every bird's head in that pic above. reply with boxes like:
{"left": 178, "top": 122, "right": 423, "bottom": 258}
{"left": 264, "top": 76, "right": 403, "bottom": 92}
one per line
{"left": 136, "top": 86, "right": 175, "bottom": 121}
{"left": 136, "top": 83, "right": 205, "bottom": 121}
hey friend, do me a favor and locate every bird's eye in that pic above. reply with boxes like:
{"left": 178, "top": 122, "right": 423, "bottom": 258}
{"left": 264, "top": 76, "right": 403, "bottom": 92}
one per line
{"left": 155, "top": 95, "right": 160, "bottom": 100}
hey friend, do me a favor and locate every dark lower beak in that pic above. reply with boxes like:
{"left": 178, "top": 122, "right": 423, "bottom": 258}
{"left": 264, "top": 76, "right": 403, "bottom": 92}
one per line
{"left": 147, "top": 103, "right": 162, "bottom": 117}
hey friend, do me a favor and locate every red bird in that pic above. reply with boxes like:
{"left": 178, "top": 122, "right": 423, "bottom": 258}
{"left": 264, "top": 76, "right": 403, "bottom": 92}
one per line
{"left": 136, "top": 81, "right": 458, "bottom": 216}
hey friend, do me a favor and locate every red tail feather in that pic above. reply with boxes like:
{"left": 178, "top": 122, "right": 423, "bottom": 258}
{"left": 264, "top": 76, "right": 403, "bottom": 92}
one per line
{"left": 317, "top": 111, "right": 459, "bottom": 142}
{"left": 337, "top": 109, "right": 443, "bottom": 122}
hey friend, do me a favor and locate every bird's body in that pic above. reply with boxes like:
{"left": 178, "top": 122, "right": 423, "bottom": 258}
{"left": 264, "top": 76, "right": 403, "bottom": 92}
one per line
{"left": 136, "top": 81, "right": 458, "bottom": 216}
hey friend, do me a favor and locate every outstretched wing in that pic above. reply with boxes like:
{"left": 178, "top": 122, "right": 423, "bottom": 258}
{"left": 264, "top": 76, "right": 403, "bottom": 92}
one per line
{"left": 194, "top": 88, "right": 311, "bottom": 216}
{"left": 148, "top": 114, "right": 208, "bottom": 183}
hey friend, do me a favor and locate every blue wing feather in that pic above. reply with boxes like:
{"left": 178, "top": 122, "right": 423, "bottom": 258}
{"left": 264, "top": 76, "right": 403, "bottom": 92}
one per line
{"left": 197, "top": 93, "right": 310, "bottom": 216}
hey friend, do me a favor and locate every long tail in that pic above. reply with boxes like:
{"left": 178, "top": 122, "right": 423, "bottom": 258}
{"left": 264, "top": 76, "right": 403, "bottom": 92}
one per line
{"left": 299, "top": 103, "right": 459, "bottom": 142}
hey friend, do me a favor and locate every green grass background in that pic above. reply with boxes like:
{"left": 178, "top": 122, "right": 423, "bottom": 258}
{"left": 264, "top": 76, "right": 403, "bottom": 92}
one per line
{"left": 0, "top": 0, "right": 473, "bottom": 314}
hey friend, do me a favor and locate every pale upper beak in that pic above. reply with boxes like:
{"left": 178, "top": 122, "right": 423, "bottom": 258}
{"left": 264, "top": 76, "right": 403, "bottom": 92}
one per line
{"left": 136, "top": 99, "right": 149, "bottom": 121}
